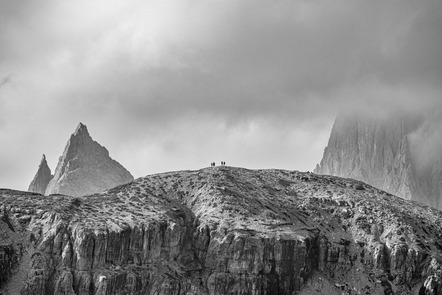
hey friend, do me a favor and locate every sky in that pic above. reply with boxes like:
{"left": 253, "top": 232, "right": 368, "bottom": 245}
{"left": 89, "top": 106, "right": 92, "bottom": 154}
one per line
{"left": 1, "top": 0, "right": 441, "bottom": 190}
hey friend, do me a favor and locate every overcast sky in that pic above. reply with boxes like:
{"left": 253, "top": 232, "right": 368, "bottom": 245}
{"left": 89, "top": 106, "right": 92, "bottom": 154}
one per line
{"left": 1, "top": 0, "right": 441, "bottom": 190}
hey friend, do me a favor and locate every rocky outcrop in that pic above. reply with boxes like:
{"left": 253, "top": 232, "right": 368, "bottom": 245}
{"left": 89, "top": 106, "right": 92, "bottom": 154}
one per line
{"left": 2, "top": 167, "right": 442, "bottom": 294}
{"left": 28, "top": 154, "right": 53, "bottom": 195}
{"left": 45, "top": 123, "right": 134, "bottom": 197}
{"left": 315, "top": 111, "right": 442, "bottom": 210}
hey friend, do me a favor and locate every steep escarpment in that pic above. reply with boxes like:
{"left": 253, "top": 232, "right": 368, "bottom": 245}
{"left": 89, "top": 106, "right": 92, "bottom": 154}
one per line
{"left": 44, "top": 123, "right": 134, "bottom": 197}
{"left": 28, "top": 155, "right": 53, "bottom": 195}
{"left": 2, "top": 167, "right": 442, "bottom": 294}
{"left": 315, "top": 111, "right": 442, "bottom": 210}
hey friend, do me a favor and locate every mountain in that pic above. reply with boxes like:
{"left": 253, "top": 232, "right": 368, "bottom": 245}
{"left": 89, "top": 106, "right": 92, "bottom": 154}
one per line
{"left": 2, "top": 167, "right": 442, "bottom": 294}
{"left": 27, "top": 154, "right": 53, "bottom": 194}
{"left": 29, "top": 123, "right": 134, "bottom": 197}
{"left": 315, "top": 111, "right": 442, "bottom": 210}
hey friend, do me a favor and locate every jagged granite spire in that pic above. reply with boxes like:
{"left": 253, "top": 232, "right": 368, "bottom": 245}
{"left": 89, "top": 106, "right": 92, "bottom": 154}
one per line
{"left": 28, "top": 154, "right": 53, "bottom": 194}
{"left": 45, "top": 123, "right": 134, "bottom": 197}
{"left": 315, "top": 111, "right": 442, "bottom": 209}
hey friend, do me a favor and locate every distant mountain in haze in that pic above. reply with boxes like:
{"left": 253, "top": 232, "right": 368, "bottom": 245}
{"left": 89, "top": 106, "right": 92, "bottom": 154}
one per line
{"left": 28, "top": 123, "right": 133, "bottom": 197}
{"left": 315, "top": 110, "right": 442, "bottom": 210}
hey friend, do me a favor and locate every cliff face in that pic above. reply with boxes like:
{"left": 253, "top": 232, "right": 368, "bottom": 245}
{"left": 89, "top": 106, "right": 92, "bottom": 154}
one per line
{"left": 2, "top": 167, "right": 442, "bottom": 294}
{"left": 44, "top": 123, "right": 134, "bottom": 197}
{"left": 28, "top": 155, "right": 53, "bottom": 195}
{"left": 315, "top": 111, "right": 442, "bottom": 210}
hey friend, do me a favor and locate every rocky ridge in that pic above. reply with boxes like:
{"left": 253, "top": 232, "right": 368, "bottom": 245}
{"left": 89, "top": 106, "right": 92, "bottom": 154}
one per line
{"left": 315, "top": 111, "right": 442, "bottom": 210}
{"left": 29, "top": 123, "right": 134, "bottom": 197}
{"left": 28, "top": 155, "right": 52, "bottom": 195}
{"left": 2, "top": 167, "right": 442, "bottom": 294}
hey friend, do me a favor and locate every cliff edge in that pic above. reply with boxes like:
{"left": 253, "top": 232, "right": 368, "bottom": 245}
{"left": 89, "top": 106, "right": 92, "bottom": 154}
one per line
{"left": 3, "top": 167, "right": 442, "bottom": 294}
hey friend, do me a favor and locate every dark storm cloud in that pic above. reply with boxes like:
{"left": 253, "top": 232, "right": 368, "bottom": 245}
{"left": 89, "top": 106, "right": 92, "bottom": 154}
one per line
{"left": 365, "top": 3, "right": 442, "bottom": 87}
{"left": 1, "top": 0, "right": 441, "bottom": 189}
{"left": 76, "top": 0, "right": 442, "bottom": 123}
{"left": 3, "top": 0, "right": 441, "bottom": 120}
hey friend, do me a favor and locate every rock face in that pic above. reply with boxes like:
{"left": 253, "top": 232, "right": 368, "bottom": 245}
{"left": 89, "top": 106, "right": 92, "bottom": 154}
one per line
{"left": 2, "top": 167, "right": 442, "bottom": 294}
{"left": 315, "top": 111, "right": 442, "bottom": 210}
{"left": 28, "top": 154, "right": 53, "bottom": 195}
{"left": 44, "top": 123, "right": 134, "bottom": 197}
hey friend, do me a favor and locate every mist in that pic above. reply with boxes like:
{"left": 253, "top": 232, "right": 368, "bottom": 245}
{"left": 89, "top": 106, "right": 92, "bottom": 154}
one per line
{"left": 1, "top": 0, "right": 442, "bottom": 190}
{"left": 408, "top": 110, "right": 442, "bottom": 172}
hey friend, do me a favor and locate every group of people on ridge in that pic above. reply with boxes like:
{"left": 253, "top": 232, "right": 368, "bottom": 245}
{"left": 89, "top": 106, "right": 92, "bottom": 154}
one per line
{"left": 210, "top": 161, "right": 226, "bottom": 167}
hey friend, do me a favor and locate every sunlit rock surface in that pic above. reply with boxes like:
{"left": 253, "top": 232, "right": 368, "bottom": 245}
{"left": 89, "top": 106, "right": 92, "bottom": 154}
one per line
{"left": 315, "top": 111, "right": 442, "bottom": 210}
{"left": 2, "top": 167, "right": 442, "bottom": 294}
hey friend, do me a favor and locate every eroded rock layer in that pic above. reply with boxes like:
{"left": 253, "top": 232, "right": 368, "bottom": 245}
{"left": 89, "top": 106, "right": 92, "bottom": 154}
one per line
{"left": 2, "top": 167, "right": 442, "bottom": 294}
{"left": 45, "top": 123, "right": 134, "bottom": 197}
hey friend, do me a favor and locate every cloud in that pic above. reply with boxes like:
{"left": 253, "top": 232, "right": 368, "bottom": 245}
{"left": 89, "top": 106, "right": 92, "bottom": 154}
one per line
{"left": 3, "top": 1, "right": 441, "bottom": 114}
{"left": 408, "top": 111, "right": 442, "bottom": 172}
{"left": 0, "top": 0, "right": 441, "bottom": 190}
{"left": 0, "top": 75, "right": 12, "bottom": 88}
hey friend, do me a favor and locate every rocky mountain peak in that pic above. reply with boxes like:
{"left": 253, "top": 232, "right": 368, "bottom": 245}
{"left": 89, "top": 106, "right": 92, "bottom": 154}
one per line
{"left": 28, "top": 154, "right": 53, "bottom": 195}
{"left": 72, "top": 122, "right": 90, "bottom": 137}
{"left": 64, "top": 122, "right": 94, "bottom": 154}
{"left": 43, "top": 123, "right": 134, "bottom": 197}
{"left": 315, "top": 110, "right": 442, "bottom": 209}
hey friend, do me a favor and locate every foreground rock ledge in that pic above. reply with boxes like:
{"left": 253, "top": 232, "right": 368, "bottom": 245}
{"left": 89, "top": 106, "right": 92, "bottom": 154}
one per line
{"left": 1, "top": 167, "right": 442, "bottom": 294}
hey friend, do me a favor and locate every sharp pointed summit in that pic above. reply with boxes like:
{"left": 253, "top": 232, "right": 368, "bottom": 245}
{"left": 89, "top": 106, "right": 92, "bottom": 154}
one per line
{"left": 28, "top": 154, "right": 53, "bottom": 194}
{"left": 74, "top": 122, "right": 89, "bottom": 136}
{"left": 42, "top": 123, "right": 134, "bottom": 197}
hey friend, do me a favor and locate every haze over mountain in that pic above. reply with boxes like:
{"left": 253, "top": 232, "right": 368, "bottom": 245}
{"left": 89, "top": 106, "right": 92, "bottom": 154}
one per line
{"left": 1, "top": 0, "right": 441, "bottom": 191}
{"left": 1, "top": 1, "right": 442, "bottom": 294}
{"left": 315, "top": 110, "right": 442, "bottom": 210}
{"left": 28, "top": 123, "right": 134, "bottom": 197}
